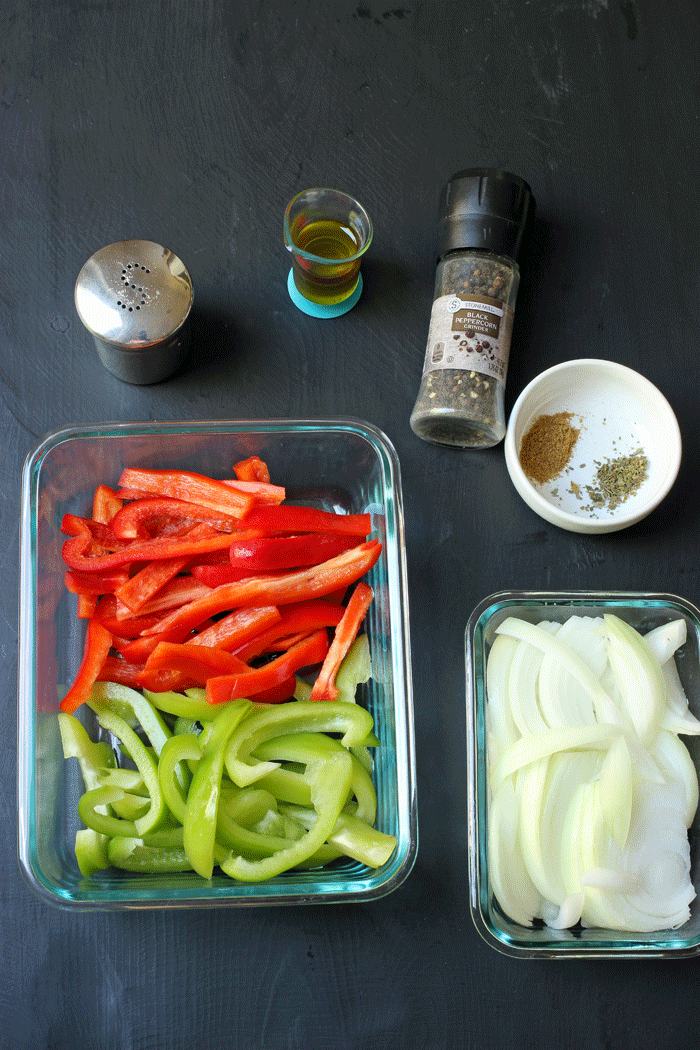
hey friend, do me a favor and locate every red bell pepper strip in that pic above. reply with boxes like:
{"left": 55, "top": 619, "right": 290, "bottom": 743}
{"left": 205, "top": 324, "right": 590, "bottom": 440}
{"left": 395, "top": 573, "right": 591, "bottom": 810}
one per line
{"left": 118, "top": 468, "right": 254, "bottom": 518}
{"left": 61, "top": 514, "right": 132, "bottom": 553}
{"left": 144, "top": 641, "right": 250, "bottom": 683}
{"left": 309, "top": 583, "right": 374, "bottom": 702}
{"left": 222, "top": 480, "right": 286, "bottom": 505}
{"left": 190, "top": 563, "right": 278, "bottom": 588}
{"left": 60, "top": 619, "right": 113, "bottom": 714}
{"left": 114, "top": 577, "right": 212, "bottom": 620}
{"left": 96, "top": 655, "right": 194, "bottom": 693}
{"left": 228, "top": 532, "right": 362, "bottom": 572}
{"left": 190, "top": 605, "right": 282, "bottom": 651}
{"left": 227, "top": 505, "right": 372, "bottom": 537}
{"left": 64, "top": 568, "right": 131, "bottom": 595}
{"left": 250, "top": 676, "right": 297, "bottom": 704}
{"left": 233, "top": 456, "right": 270, "bottom": 483}
{"left": 92, "top": 485, "right": 123, "bottom": 524}
{"left": 205, "top": 629, "right": 330, "bottom": 704}
{"left": 77, "top": 593, "right": 99, "bottom": 619}
{"left": 110, "top": 497, "right": 242, "bottom": 540}
{"left": 62, "top": 526, "right": 237, "bottom": 574}
{"left": 115, "top": 555, "right": 192, "bottom": 613}
{"left": 91, "top": 595, "right": 162, "bottom": 637}
{"left": 140, "top": 540, "right": 382, "bottom": 639}
{"left": 233, "top": 600, "right": 346, "bottom": 661}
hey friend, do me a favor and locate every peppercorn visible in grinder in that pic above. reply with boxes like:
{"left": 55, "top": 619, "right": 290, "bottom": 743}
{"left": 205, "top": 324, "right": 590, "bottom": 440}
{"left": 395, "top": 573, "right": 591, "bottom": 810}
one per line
{"left": 410, "top": 169, "right": 535, "bottom": 449}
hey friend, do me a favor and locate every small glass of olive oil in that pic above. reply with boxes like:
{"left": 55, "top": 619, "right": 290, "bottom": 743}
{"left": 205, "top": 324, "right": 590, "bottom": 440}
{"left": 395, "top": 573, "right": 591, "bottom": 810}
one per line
{"left": 284, "top": 188, "right": 372, "bottom": 315}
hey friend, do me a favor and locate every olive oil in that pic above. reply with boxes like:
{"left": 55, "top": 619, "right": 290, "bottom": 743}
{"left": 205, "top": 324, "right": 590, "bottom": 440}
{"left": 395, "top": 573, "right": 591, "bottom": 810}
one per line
{"left": 289, "top": 218, "right": 362, "bottom": 305}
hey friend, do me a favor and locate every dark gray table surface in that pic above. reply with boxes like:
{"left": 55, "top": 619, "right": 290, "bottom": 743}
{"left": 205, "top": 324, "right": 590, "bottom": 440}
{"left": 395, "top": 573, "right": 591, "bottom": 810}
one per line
{"left": 4, "top": 1, "right": 700, "bottom": 1047}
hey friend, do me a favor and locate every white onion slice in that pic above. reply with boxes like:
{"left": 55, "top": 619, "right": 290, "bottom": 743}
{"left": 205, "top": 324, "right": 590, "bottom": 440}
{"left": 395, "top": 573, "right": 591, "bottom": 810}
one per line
{"left": 604, "top": 614, "right": 666, "bottom": 747}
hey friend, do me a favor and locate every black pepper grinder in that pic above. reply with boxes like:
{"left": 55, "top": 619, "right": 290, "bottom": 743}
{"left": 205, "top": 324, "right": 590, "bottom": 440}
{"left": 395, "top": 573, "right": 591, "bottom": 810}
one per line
{"left": 410, "top": 169, "right": 535, "bottom": 448}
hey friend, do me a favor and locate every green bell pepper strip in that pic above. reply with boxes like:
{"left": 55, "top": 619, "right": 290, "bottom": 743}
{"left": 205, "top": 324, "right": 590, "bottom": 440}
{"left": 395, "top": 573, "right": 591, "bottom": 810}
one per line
{"left": 111, "top": 792, "right": 151, "bottom": 821}
{"left": 279, "top": 804, "right": 397, "bottom": 868}
{"left": 58, "top": 712, "right": 116, "bottom": 872}
{"left": 143, "top": 687, "right": 218, "bottom": 722}
{"left": 224, "top": 700, "right": 375, "bottom": 788}
{"left": 220, "top": 751, "right": 353, "bottom": 882}
{"left": 218, "top": 782, "right": 275, "bottom": 827}
{"left": 158, "top": 734, "right": 201, "bottom": 824}
{"left": 90, "top": 681, "right": 172, "bottom": 756}
{"left": 173, "top": 716, "right": 201, "bottom": 737}
{"left": 87, "top": 703, "right": 167, "bottom": 835}
{"left": 183, "top": 699, "right": 252, "bottom": 878}
{"left": 57, "top": 712, "right": 116, "bottom": 785}
{"left": 215, "top": 804, "right": 341, "bottom": 866}
{"left": 335, "top": 634, "right": 372, "bottom": 703}
{"left": 95, "top": 767, "right": 149, "bottom": 795}
{"left": 254, "top": 732, "right": 377, "bottom": 825}
{"left": 74, "top": 828, "right": 110, "bottom": 876}
{"left": 108, "top": 838, "right": 194, "bottom": 873}
{"left": 78, "top": 785, "right": 139, "bottom": 837}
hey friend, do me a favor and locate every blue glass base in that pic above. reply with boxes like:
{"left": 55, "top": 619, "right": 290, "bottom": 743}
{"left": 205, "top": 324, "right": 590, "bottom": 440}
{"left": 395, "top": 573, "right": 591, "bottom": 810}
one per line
{"left": 287, "top": 269, "right": 363, "bottom": 318}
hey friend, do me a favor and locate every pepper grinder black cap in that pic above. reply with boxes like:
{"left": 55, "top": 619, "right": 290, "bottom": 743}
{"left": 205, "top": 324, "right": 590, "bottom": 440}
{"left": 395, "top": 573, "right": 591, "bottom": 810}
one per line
{"left": 437, "top": 169, "right": 535, "bottom": 265}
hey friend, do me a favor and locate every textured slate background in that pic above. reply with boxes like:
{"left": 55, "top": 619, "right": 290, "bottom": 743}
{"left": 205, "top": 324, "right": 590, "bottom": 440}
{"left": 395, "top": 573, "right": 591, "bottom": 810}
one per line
{"left": 3, "top": 1, "right": 700, "bottom": 1047}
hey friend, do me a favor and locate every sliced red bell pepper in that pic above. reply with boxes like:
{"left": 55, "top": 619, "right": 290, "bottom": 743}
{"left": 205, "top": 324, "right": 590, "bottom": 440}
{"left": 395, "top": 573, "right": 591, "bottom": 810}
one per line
{"left": 228, "top": 532, "right": 362, "bottom": 571}
{"left": 233, "top": 456, "right": 270, "bottom": 483}
{"left": 60, "top": 619, "right": 113, "bottom": 714}
{"left": 233, "top": 600, "right": 345, "bottom": 661}
{"left": 190, "top": 562, "right": 278, "bottom": 588}
{"left": 91, "top": 595, "right": 162, "bottom": 637}
{"left": 96, "top": 655, "right": 195, "bottom": 693}
{"left": 144, "top": 641, "right": 250, "bottom": 683}
{"left": 110, "top": 497, "right": 242, "bottom": 540}
{"left": 114, "top": 555, "right": 192, "bottom": 613}
{"left": 140, "top": 540, "right": 382, "bottom": 639}
{"left": 62, "top": 525, "right": 236, "bottom": 574}
{"left": 113, "top": 519, "right": 219, "bottom": 612}
{"left": 114, "top": 576, "right": 212, "bottom": 620}
{"left": 61, "top": 514, "right": 131, "bottom": 553}
{"left": 190, "top": 605, "right": 282, "bottom": 651}
{"left": 92, "top": 485, "right": 123, "bottom": 524}
{"left": 76, "top": 593, "right": 99, "bottom": 619}
{"left": 205, "top": 629, "right": 330, "bottom": 704}
{"left": 225, "top": 505, "right": 372, "bottom": 537}
{"left": 118, "top": 468, "right": 254, "bottom": 518}
{"left": 222, "top": 480, "right": 285, "bottom": 505}
{"left": 64, "top": 568, "right": 131, "bottom": 595}
{"left": 309, "top": 582, "right": 374, "bottom": 701}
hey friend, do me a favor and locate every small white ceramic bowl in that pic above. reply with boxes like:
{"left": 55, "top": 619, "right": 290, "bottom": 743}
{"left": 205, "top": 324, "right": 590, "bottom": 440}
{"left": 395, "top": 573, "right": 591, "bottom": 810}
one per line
{"left": 504, "top": 359, "right": 681, "bottom": 534}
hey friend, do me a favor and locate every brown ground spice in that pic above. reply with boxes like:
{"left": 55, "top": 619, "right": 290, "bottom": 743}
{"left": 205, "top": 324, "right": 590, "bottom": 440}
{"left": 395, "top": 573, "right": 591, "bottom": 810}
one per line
{"left": 519, "top": 412, "right": 581, "bottom": 485}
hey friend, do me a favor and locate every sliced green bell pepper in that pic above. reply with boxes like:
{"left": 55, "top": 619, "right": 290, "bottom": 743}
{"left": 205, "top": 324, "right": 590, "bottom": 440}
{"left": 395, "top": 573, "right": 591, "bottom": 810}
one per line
{"left": 224, "top": 700, "right": 374, "bottom": 788}
{"left": 221, "top": 751, "right": 353, "bottom": 882}
{"left": 183, "top": 699, "right": 252, "bottom": 878}
{"left": 157, "top": 734, "right": 201, "bottom": 824}
{"left": 87, "top": 702, "right": 167, "bottom": 836}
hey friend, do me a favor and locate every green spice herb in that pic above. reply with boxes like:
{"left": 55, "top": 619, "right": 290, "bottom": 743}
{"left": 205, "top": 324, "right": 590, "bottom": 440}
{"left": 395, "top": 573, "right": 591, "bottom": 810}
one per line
{"left": 584, "top": 450, "right": 649, "bottom": 511}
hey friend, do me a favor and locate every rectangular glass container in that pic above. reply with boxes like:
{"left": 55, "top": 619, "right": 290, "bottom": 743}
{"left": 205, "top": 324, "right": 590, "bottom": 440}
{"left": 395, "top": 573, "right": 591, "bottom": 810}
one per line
{"left": 18, "top": 419, "right": 417, "bottom": 909}
{"left": 466, "top": 590, "right": 700, "bottom": 958}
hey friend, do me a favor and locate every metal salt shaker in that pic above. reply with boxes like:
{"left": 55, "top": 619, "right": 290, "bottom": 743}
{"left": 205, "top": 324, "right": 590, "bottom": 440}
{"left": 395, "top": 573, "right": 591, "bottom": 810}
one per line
{"left": 74, "top": 240, "right": 193, "bottom": 384}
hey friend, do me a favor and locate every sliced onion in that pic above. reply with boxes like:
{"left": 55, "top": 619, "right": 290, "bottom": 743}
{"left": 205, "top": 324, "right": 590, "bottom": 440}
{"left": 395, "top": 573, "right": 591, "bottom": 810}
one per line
{"left": 485, "top": 634, "right": 519, "bottom": 758}
{"left": 604, "top": 614, "right": 666, "bottom": 747}
{"left": 486, "top": 611, "right": 699, "bottom": 935}
{"left": 488, "top": 778, "right": 541, "bottom": 927}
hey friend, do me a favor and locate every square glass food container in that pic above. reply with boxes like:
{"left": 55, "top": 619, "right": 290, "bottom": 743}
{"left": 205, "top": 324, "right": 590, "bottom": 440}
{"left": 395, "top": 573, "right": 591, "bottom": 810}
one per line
{"left": 19, "top": 418, "right": 416, "bottom": 909}
{"left": 466, "top": 590, "right": 700, "bottom": 959}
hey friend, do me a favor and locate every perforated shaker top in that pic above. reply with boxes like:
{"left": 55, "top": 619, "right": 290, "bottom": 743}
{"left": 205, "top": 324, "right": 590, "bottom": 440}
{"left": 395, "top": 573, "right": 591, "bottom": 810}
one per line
{"left": 74, "top": 240, "right": 193, "bottom": 347}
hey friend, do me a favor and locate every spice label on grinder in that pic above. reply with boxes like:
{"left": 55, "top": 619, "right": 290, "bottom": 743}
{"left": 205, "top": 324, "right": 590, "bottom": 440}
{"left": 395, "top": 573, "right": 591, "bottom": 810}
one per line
{"left": 421, "top": 293, "right": 514, "bottom": 382}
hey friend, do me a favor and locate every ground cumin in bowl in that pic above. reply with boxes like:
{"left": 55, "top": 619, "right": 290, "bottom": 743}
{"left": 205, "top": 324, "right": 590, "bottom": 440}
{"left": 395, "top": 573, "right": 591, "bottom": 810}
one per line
{"left": 504, "top": 359, "right": 681, "bottom": 534}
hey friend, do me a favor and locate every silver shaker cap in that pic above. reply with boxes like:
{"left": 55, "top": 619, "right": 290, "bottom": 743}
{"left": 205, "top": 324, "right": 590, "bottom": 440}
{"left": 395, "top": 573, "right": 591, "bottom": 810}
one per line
{"left": 75, "top": 240, "right": 193, "bottom": 384}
